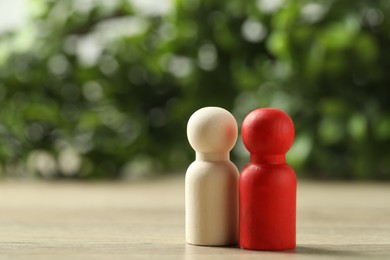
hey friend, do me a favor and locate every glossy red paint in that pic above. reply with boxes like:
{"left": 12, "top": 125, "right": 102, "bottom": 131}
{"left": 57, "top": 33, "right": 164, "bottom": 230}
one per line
{"left": 239, "top": 108, "right": 296, "bottom": 250}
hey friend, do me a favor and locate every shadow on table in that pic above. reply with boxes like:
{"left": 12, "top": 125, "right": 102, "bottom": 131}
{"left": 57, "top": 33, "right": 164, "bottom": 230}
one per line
{"left": 295, "top": 245, "right": 364, "bottom": 257}
{"left": 296, "top": 244, "right": 390, "bottom": 257}
{"left": 184, "top": 244, "right": 388, "bottom": 259}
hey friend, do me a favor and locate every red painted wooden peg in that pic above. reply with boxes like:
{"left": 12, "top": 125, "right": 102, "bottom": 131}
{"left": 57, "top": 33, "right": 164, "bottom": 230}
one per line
{"left": 239, "top": 108, "right": 296, "bottom": 250}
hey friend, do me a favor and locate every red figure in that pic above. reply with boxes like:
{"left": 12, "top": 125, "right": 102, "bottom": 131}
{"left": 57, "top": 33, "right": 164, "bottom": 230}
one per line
{"left": 239, "top": 108, "right": 296, "bottom": 250}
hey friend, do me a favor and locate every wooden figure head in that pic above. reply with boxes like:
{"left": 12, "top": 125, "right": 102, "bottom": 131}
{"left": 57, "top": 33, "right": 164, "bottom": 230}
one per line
{"left": 242, "top": 108, "right": 295, "bottom": 157}
{"left": 187, "top": 107, "right": 238, "bottom": 155}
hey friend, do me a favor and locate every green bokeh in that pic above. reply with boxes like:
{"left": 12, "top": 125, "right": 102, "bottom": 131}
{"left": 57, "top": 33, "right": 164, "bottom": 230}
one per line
{"left": 0, "top": 0, "right": 389, "bottom": 180}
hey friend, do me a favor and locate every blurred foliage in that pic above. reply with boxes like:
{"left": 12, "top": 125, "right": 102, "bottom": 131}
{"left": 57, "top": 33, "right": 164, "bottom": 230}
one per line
{"left": 0, "top": 0, "right": 389, "bottom": 180}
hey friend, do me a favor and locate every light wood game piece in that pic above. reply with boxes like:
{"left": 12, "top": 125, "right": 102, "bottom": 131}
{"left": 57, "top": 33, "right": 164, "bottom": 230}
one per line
{"left": 185, "top": 106, "right": 239, "bottom": 246}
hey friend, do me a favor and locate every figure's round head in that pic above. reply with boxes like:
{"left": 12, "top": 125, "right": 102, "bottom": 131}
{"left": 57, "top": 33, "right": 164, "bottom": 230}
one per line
{"left": 187, "top": 107, "right": 238, "bottom": 153}
{"left": 242, "top": 108, "right": 294, "bottom": 155}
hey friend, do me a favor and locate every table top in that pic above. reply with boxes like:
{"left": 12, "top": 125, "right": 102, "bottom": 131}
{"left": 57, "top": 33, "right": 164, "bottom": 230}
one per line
{"left": 0, "top": 177, "right": 389, "bottom": 259}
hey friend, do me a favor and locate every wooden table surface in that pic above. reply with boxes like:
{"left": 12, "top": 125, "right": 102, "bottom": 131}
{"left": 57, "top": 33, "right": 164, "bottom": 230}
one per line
{"left": 0, "top": 177, "right": 389, "bottom": 259}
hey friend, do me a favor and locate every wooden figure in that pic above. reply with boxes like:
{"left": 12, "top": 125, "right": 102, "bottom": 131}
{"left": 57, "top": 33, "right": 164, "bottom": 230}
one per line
{"left": 239, "top": 108, "right": 296, "bottom": 250}
{"left": 186, "top": 107, "right": 239, "bottom": 246}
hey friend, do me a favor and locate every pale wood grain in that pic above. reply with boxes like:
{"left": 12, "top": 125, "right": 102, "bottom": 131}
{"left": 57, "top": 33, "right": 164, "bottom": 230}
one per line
{"left": 0, "top": 177, "right": 389, "bottom": 259}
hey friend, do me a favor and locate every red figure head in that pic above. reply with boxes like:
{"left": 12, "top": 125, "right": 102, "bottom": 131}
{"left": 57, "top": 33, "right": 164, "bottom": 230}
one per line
{"left": 242, "top": 108, "right": 294, "bottom": 161}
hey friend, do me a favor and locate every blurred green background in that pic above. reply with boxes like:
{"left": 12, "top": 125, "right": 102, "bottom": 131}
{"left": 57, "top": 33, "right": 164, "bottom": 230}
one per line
{"left": 0, "top": 0, "right": 389, "bottom": 180}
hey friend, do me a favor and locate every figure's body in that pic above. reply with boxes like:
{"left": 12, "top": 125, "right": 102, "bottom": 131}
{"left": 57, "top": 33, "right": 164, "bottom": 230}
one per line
{"left": 239, "top": 108, "right": 296, "bottom": 250}
{"left": 185, "top": 107, "right": 239, "bottom": 246}
{"left": 186, "top": 160, "right": 238, "bottom": 245}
